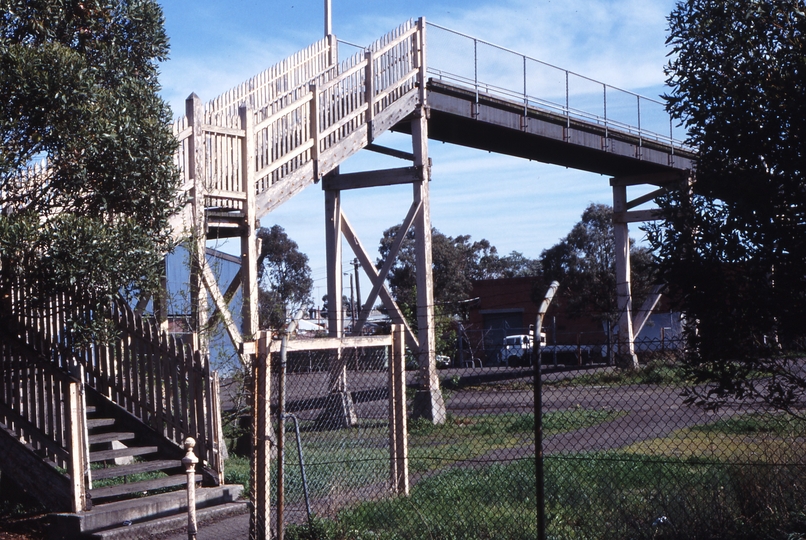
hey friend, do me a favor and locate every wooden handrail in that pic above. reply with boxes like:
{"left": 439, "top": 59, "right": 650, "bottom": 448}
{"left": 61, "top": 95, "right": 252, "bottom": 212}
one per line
{"left": 1, "top": 286, "right": 222, "bottom": 481}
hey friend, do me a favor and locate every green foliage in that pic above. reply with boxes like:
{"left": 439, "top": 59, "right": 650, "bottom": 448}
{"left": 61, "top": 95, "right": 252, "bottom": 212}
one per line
{"left": 648, "top": 0, "right": 806, "bottom": 410}
{"left": 256, "top": 225, "right": 313, "bottom": 330}
{"left": 377, "top": 224, "right": 540, "bottom": 322}
{"left": 0, "top": 0, "right": 178, "bottom": 339}
{"left": 540, "top": 203, "right": 656, "bottom": 325}
{"left": 223, "top": 455, "right": 251, "bottom": 498}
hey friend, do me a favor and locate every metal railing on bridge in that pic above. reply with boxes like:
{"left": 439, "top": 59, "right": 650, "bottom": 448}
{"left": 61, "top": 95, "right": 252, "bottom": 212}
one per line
{"left": 425, "top": 22, "right": 691, "bottom": 153}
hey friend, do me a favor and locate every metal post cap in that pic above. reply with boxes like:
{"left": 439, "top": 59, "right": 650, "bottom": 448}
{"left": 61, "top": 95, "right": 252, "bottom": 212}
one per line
{"left": 182, "top": 437, "right": 199, "bottom": 466}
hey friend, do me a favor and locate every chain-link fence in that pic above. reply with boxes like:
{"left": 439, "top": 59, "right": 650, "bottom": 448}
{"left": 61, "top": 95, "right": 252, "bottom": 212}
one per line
{"left": 4, "top": 329, "right": 805, "bottom": 539}
{"left": 236, "top": 330, "right": 806, "bottom": 540}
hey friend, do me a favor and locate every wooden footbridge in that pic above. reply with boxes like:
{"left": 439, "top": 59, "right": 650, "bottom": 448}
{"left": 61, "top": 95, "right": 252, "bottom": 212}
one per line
{"left": 1, "top": 17, "right": 693, "bottom": 538}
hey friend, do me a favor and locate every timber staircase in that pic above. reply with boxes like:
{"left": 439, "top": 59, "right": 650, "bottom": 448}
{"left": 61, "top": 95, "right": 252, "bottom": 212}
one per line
{"left": 168, "top": 18, "right": 425, "bottom": 237}
{"left": 0, "top": 289, "right": 244, "bottom": 538}
{"left": 2, "top": 17, "right": 428, "bottom": 538}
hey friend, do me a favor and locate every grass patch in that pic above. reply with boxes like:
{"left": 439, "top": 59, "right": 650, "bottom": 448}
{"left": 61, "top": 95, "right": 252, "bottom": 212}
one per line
{"left": 224, "top": 455, "right": 251, "bottom": 498}
{"left": 547, "top": 360, "right": 688, "bottom": 388}
{"left": 408, "top": 409, "right": 623, "bottom": 473}
{"left": 622, "top": 413, "right": 806, "bottom": 463}
{"left": 285, "top": 453, "right": 806, "bottom": 540}
{"left": 692, "top": 412, "right": 806, "bottom": 437}
{"left": 238, "top": 410, "right": 622, "bottom": 505}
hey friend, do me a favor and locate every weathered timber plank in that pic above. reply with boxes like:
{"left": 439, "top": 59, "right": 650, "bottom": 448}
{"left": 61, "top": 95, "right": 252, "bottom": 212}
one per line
{"left": 283, "top": 335, "right": 392, "bottom": 352}
{"left": 322, "top": 166, "right": 418, "bottom": 191}
{"left": 91, "top": 459, "right": 180, "bottom": 481}
{"left": 88, "top": 431, "right": 135, "bottom": 445}
{"left": 89, "top": 474, "right": 201, "bottom": 500}
{"left": 89, "top": 445, "right": 158, "bottom": 463}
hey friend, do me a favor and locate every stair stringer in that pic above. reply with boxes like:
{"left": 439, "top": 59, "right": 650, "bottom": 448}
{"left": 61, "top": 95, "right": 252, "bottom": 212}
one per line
{"left": 0, "top": 419, "right": 73, "bottom": 512}
{"left": 256, "top": 88, "right": 419, "bottom": 216}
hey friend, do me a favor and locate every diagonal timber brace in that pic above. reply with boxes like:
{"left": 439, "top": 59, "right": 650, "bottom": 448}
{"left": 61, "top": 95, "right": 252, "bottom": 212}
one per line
{"left": 632, "top": 284, "right": 665, "bottom": 338}
{"left": 340, "top": 210, "right": 419, "bottom": 352}
{"left": 199, "top": 259, "right": 249, "bottom": 367}
{"left": 352, "top": 200, "right": 421, "bottom": 329}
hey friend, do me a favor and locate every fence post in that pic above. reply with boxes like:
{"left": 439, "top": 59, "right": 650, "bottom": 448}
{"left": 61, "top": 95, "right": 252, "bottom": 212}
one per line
{"left": 251, "top": 332, "right": 272, "bottom": 540}
{"left": 388, "top": 324, "right": 409, "bottom": 495}
{"left": 365, "top": 50, "right": 375, "bottom": 142}
{"left": 183, "top": 437, "right": 199, "bottom": 540}
{"left": 67, "top": 363, "right": 90, "bottom": 512}
{"left": 309, "top": 84, "right": 320, "bottom": 180}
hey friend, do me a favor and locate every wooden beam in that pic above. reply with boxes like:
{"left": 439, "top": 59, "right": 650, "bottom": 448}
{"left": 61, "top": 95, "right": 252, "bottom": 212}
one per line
{"left": 206, "top": 268, "right": 242, "bottom": 329}
{"left": 200, "top": 260, "right": 244, "bottom": 353}
{"left": 632, "top": 284, "right": 665, "bottom": 338}
{"left": 322, "top": 167, "right": 419, "bottom": 191}
{"left": 325, "top": 187, "right": 342, "bottom": 338}
{"left": 610, "top": 171, "right": 686, "bottom": 187}
{"left": 365, "top": 143, "right": 415, "bottom": 162}
{"left": 411, "top": 17, "right": 447, "bottom": 423}
{"left": 282, "top": 335, "right": 392, "bottom": 352}
{"left": 626, "top": 187, "right": 667, "bottom": 210}
{"left": 134, "top": 294, "right": 151, "bottom": 315}
{"left": 613, "top": 184, "right": 638, "bottom": 368}
{"left": 240, "top": 104, "right": 259, "bottom": 368}
{"left": 353, "top": 201, "right": 421, "bottom": 331}
{"left": 614, "top": 209, "right": 663, "bottom": 223}
{"left": 187, "top": 93, "right": 209, "bottom": 356}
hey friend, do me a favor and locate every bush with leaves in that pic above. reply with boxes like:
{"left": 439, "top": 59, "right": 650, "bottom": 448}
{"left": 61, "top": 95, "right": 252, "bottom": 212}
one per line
{"left": 648, "top": 0, "right": 806, "bottom": 410}
{"left": 0, "top": 0, "right": 178, "bottom": 341}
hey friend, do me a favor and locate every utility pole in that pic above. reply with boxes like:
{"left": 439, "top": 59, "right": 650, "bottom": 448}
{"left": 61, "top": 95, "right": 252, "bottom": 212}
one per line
{"left": 353, "top": 258, "right": 362, "bottom": 322}
{"left": 344, "top": 272, "right": 354, "bottom": 333}
{"left": 324, "top": 0, "right": 332, "bottom": 36}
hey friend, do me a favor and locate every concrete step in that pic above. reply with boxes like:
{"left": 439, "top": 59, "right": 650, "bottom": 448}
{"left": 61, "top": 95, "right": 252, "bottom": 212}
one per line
{"left": 89, "top": 474, "right": 200, "bottom": 501}
{"left": 88, "top": 432, "right": 135, "bottom": 445}
{"left": 92, "top": 460, "right": 181, "bottom": 481}
{"left": 90, "top": 445, "right": 158, "bottom": 462}
{"left": 49, "top": 485, "right": 244, "bottom": 537}
{"left": 89, "top": 501, "right": 249, "bottom": 540}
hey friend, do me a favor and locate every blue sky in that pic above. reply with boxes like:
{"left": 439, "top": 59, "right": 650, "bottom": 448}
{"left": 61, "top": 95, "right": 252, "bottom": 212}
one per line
{"left": 157, "top": 0, "right": 682, "bottom": 306}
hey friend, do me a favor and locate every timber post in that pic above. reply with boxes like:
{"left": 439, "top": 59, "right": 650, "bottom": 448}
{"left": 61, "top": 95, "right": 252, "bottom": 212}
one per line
{"left": 251, "top": 332, "right": 273, "bottom": 540}
{"left": 410, "top": 17, "right": 446, "bottom": 423}
{"left": 323, "top": 181, "right": 357, "bottom": 427}
{"left": 611, "top": 183, "right": 639, "bottom": 369}
{"left": 388, "top": 324, "right": 409, "bottom": 494}
{"left": 186, "top": 93, "right": 209, "bottom": 357}
{"left": 240, "top": 103, "right": 259, "bottom": 370}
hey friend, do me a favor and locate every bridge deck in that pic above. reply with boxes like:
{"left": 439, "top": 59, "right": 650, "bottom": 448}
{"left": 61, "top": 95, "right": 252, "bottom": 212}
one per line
{"left": 393, "top": 79, "right": 695, "bottom": 178}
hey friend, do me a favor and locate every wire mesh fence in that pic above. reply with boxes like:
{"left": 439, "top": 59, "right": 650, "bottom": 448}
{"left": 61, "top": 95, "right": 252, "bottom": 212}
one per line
{"left": 236, "top": 331, "right": 806, "bottom": 540}
{"left": 4, "top": 330, "right": 806, "bottom": 540}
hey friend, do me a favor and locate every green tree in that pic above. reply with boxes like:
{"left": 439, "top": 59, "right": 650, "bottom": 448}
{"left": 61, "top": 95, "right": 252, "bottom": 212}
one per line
{"left": 256, "top": 225, "right": 313, "bottom": 330}
{"left": 540, "top": 203, "right": 656, "bottom": 326}
{"left": 378, "top": 225, "right": 539, "bottom": 356}
{"left": 648, "top": 0, "right": 806, "bottom": 409}
{"left": 0, "top": 0, "right": 178, "bottom": 340}
{"left": 378, "top": 226, "right": 540, "bottom": 313}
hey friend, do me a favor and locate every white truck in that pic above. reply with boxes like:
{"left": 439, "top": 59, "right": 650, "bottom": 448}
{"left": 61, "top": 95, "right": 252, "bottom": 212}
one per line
{"left": 499, "top": 332, "right": 546, "bottom": 367}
